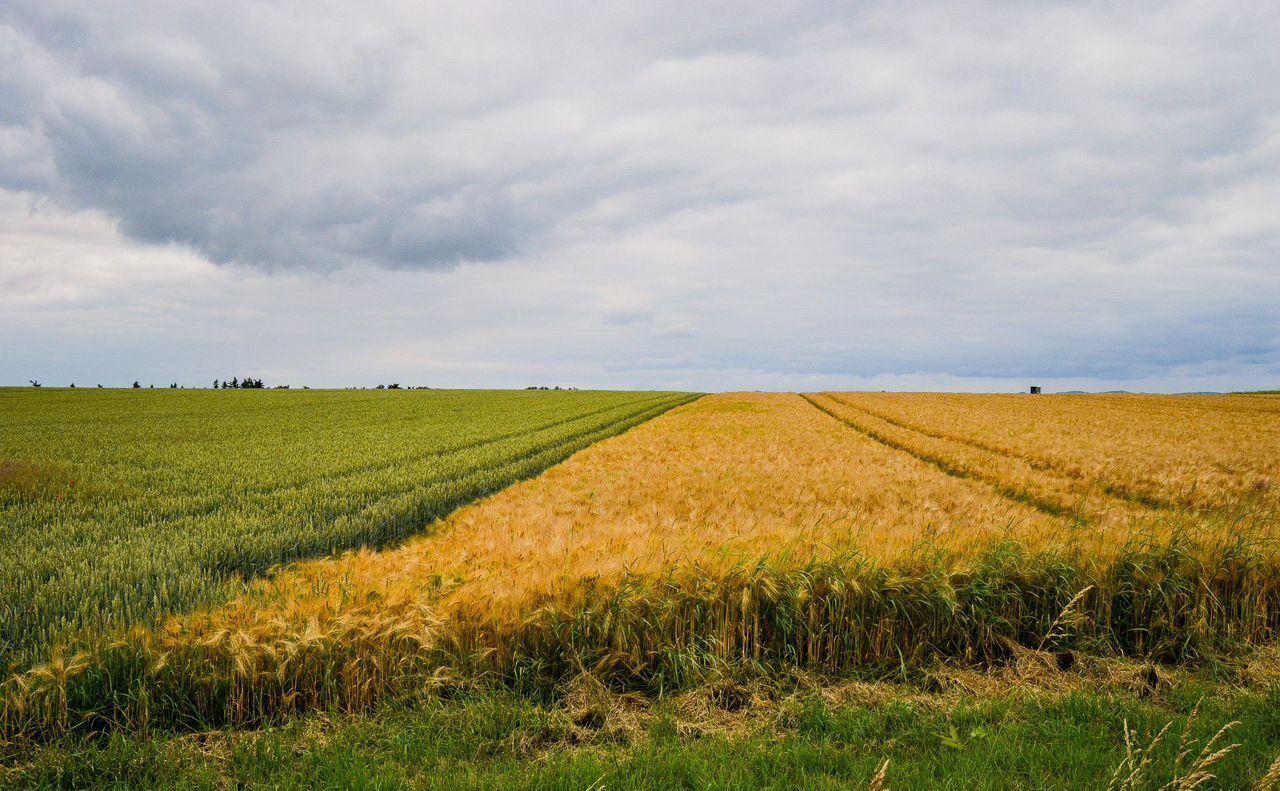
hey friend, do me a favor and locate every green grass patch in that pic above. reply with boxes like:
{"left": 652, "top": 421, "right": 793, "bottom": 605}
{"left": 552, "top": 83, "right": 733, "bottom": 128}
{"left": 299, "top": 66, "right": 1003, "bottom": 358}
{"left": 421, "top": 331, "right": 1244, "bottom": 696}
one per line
{"left": 7, "top": 675, "right": 1280, "bottom": 790}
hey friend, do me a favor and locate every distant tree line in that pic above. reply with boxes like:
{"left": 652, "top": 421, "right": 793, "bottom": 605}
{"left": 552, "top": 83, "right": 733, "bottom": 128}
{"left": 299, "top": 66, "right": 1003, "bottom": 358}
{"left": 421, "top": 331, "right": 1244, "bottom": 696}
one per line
{"left": 214, "top": 377, "right": 265, "bottom": 389}
{"left": 27, "top": 379, "right": 448, "bottom": 390}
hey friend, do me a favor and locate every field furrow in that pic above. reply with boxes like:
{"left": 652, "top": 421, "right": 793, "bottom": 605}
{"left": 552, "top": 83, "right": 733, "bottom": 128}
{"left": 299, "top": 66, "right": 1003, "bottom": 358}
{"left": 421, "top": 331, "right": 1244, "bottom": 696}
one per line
{"left": 804, "top": 393, "right": 1156, "bottom": 535}
{"left": 831, "top": 392, "right": 1280, "bottom": 510}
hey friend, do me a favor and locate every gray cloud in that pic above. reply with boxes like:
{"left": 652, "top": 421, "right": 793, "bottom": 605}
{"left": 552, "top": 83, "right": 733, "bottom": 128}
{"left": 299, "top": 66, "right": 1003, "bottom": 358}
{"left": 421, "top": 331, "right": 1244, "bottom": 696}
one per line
{"left": 1, "top": 1, "right": 1278, "bottom": 387}
{"left": 2, "top": 1, "right": 868, "bottom": 269}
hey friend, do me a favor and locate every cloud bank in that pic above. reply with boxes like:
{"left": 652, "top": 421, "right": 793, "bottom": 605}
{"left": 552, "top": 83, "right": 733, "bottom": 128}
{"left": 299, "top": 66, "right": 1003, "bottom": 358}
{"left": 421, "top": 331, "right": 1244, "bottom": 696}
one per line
{"left": 2, "top": 1, "right": 1278, "bottom": 389}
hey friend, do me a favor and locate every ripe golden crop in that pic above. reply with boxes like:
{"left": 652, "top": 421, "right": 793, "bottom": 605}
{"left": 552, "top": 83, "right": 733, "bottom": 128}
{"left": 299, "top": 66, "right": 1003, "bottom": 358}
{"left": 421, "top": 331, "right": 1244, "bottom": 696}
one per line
{"left": 241, "top": 391, "right": 1278, "bottom": 625}
{"left": 238, "top": 392, "right": 1072, "bottom": 621}
{"left": 827, "top": 391, "right": 1280, "bottom": 510}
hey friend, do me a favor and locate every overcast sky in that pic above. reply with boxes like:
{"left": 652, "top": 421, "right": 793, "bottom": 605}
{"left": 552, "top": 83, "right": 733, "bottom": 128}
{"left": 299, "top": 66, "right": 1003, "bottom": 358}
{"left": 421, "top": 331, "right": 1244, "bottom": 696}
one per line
{"left": 2, "top": 1, "right": 1278, "bottom": 392}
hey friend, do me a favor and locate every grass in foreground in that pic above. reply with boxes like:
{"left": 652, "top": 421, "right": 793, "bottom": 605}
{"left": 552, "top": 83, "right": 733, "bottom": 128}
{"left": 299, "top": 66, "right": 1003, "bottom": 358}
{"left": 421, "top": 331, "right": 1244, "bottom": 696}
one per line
{"left": 7, "top": 659, "right": 1280, "bottom": 790}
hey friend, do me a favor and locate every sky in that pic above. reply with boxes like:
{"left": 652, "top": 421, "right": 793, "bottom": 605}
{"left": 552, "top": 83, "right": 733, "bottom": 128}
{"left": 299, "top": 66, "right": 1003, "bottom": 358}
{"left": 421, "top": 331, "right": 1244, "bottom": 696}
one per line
{"left": 2, "top": 1, "right": 1278, "bottom": 392}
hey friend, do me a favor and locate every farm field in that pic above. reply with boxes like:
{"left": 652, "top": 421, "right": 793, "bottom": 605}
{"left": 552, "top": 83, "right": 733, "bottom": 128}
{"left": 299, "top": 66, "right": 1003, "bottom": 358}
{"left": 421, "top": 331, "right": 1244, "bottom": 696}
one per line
{"left": 3, "top": 389, "right": 1280, "bottom": 788}
{"left": 171, "top": 391, "right": 1279, "bottom": 647}
{"left": 821, "top": 392, "right": 1280, "bottom": 510}
{"left": 0, "top": 387, "right": 697, "bottom": 669}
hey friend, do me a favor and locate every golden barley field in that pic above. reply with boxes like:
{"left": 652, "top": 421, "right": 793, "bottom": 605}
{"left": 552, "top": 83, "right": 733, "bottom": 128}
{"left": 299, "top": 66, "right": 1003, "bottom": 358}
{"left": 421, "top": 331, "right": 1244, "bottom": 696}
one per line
{"left": 238, "top": 391, "right": 1067, "bottom": 619}
{"left": 227, "top": 390, "right": 1279, "bottom": 623}
{"left": 4, "top": 390, "right": 1279, "bottom": 739}
{"left": 827, "top": 391, "right": 1280, "bottom": 511}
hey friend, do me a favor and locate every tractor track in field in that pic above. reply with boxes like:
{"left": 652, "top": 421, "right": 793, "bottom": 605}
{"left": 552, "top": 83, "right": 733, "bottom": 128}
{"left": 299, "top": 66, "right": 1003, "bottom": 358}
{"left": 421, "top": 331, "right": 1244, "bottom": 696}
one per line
{"left": 821, "top": 394, "right": 1181, "bottom": 512}
{"left": 799, "top": 393, "right": 1152, "bottom": 524}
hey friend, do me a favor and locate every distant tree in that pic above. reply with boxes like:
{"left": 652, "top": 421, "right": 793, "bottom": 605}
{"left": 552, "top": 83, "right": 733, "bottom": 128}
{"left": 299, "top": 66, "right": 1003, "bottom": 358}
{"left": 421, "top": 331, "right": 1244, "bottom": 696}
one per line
{"left": 132, "top": 381, "right": 141, "bottom": 389}
{"left": 28, "top": 379, "right": 41, "bottom": 387}
{"left": 70, "top": 383, "right": 75, "bottom": 388}
{"left": 170, "top": 383, "right": 178, "bottom": 388}
{"left": 376, "top": 384, "right": 385, "bottom": 390}
{"left": 229, "top": 377, "right": 239, "bottom": 389}
{"left": 213, "top": 380, "right": 220, "bottom": 389}
{"left": 387, "top": 383, "right": 401, "bottom": 389}
{"left": 97, "top": 384, "right": 103, "bottom": 388}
